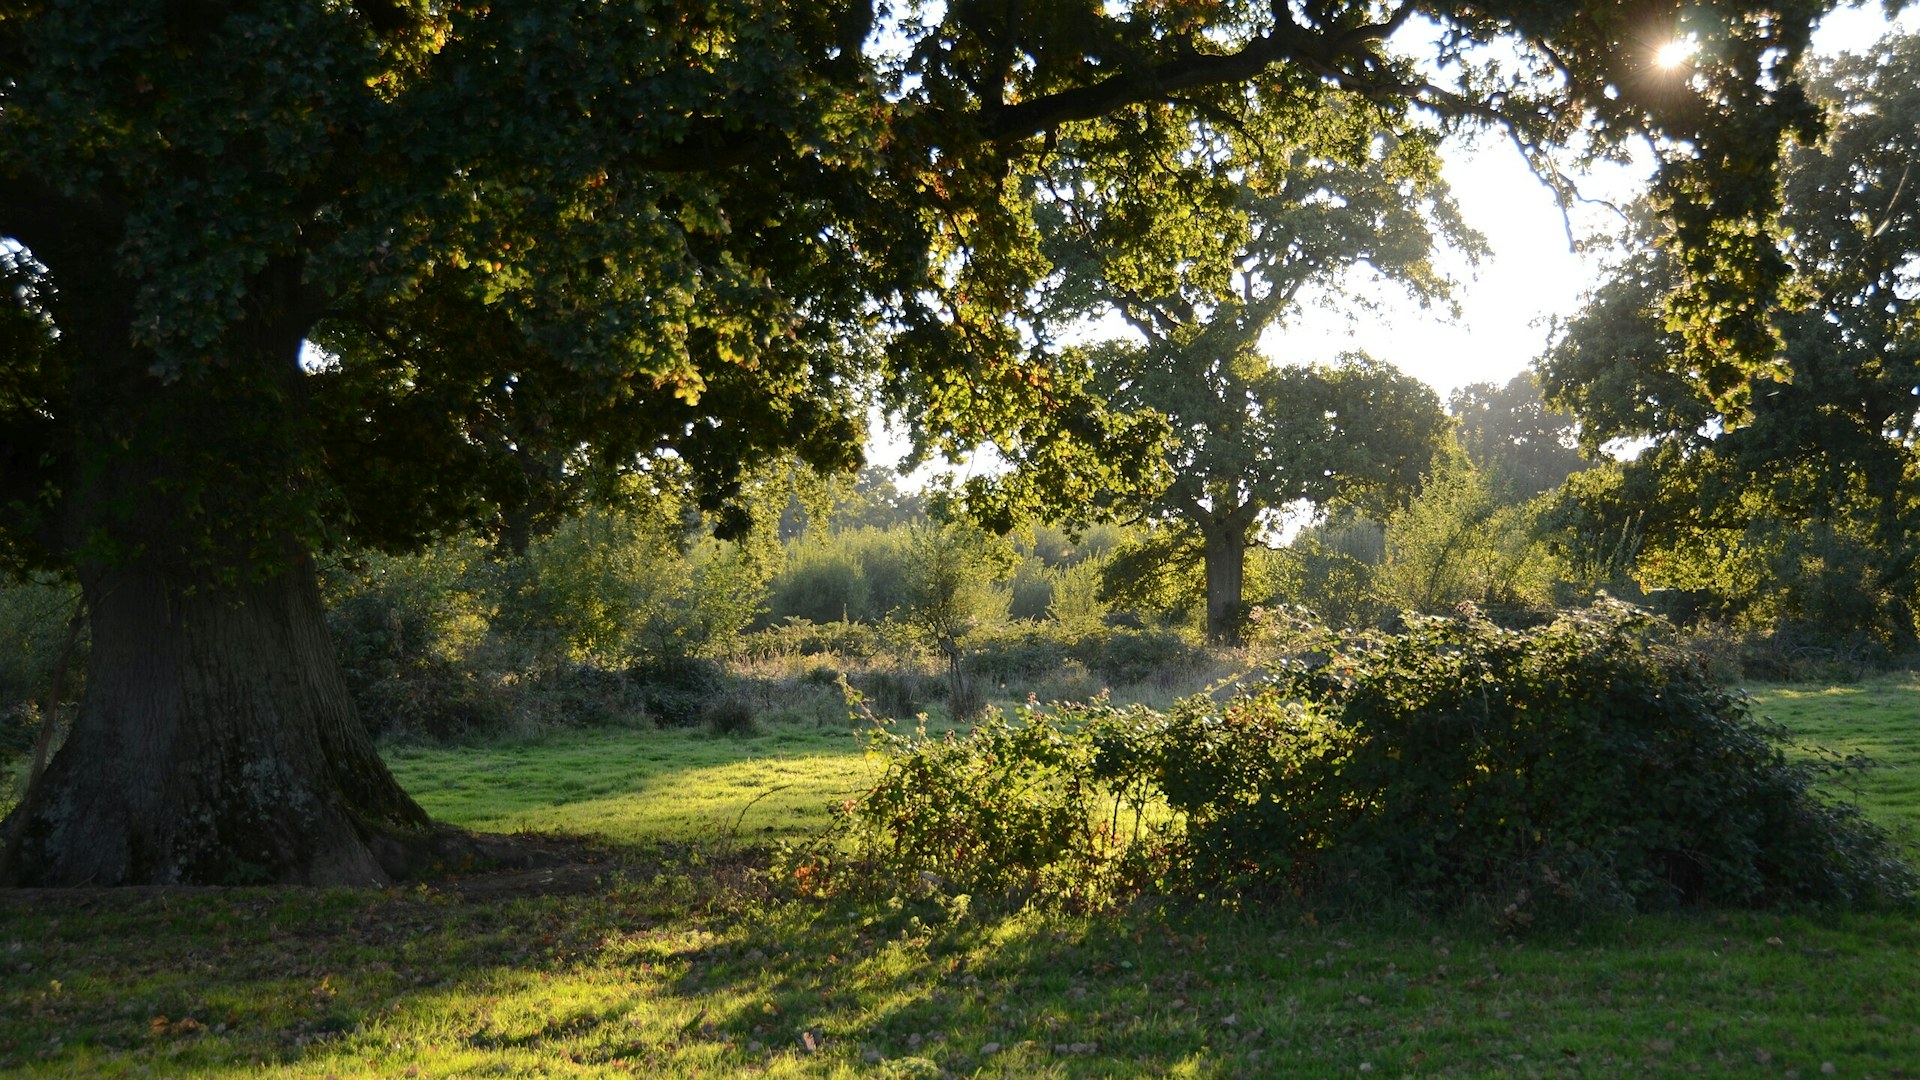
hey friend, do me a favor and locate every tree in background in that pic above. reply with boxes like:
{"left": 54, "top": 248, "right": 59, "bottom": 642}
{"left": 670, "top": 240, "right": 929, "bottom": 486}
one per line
{"left": 899, "top": 523, "right": 1016, "bottom": 721}
{"left": 1092, "top": 348, "right": 1448, "bottom": 642}
{"left": 1540, "top": 31, "right": 1920, "bottom": 651}
{"left": 1005, "top": 88, "right": 1469, "bottom": 642}
{"left": 1373, "top": 448, "right": 1557, "bottom": 616}
{"left": 0, "top": 0, "right": 1842, "bottom": 884}
{"left": 776, "top": 466, "right": 929, "bottom": 542}
{"left": 1448, "top": 374, "right": 1590, "bottom": 504}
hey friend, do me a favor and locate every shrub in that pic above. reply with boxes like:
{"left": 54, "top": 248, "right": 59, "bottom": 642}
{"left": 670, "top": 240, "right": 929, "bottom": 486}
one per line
{"left": 854, "top": 669, "right": 930, "bottom": 720}
{"left": 703, "top": 696, "right": 761, "bottom": 737}
{"left": 520, "top": 506, "right": 767, "bottom": 671}
{"left": 831, "top": 708, "right": 1116, "bottom": 910}
{"left": 1047, "top": 557, "right": 1110, "bottom": 633}
{"left": 632, "top": 655, "right": 728, "bottom": 728}
{"left": 800, "top": 664, "right": 842, "bottom": 688}
{"left": 1239, "top": 601, "right": 1915, "bottom": 910}
{"left": 321, "top": 546, "right": 497, "bottom": 739}
{"left": 968, "top": 627, "right": 1073, "bottom": 685}
{"left": 767, "top": 541, "right": 870, "bottom": 625}
{"left": 1007, "top": 556, "right": 1055, "bottom": 621}
{"left": 830, "top": 602, "right": 1914, "bottom": 917}
{"left": 1079, "top": 627, "right": 1201, "bottom": 686}
{"left": 733, "top": 618, "right": 887, "bottom": 664}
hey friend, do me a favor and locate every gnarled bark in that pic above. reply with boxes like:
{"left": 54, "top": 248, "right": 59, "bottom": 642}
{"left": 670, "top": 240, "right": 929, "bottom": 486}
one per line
{"left": 0, "top": 555, "right": 432, "bottom": 886}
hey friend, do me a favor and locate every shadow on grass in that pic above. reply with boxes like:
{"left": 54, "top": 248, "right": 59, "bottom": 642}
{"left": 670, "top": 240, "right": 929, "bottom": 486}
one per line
{"left": 7, "top": 840, "right": 1920, "bottom": 1077}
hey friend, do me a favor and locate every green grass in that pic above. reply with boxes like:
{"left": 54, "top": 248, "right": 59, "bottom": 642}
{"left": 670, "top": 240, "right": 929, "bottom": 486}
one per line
{"left": 2, "top": 678, "right": 1917, "bottom": 1077}
{"left": 384, "top": 724, "right": 884, "bottom": 845}
{"left": 1751, "top": 674, "right": 1920, "bottom": 856}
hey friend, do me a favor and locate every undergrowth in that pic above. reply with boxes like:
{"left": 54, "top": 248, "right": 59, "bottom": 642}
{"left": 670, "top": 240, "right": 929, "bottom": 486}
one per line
{"left": 815, "top": 602, "right": 1916, "bottom": 920}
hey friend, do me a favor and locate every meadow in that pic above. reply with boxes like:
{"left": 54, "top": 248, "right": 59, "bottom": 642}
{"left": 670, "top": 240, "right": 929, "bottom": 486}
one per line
{"left": 1, "top": 676, "right": 1916, "bottom": 1078}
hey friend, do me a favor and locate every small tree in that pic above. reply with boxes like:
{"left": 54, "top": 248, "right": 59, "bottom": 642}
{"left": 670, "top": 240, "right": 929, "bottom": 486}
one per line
{"left": 1375, "top": 449, "right": 1556, "bottom": 617}
{"left": 1048, "top": 558, "right": 1111, "bottom": 635}
{"left": 898, "top": 523, "right": 1016, "bottom": 721}
{"left": 515, "top": 488, "right": 772, "bottom": 673}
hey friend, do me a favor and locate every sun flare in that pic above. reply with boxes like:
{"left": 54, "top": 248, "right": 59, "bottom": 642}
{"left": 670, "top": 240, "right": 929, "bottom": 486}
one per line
{"left": 1655, "top": 37, "right": 1699, "bottom": 70}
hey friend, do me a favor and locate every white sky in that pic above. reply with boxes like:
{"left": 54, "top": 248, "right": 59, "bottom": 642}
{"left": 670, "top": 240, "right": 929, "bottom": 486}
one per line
{"left": 1274, "top": 2, "right": 1920, "bottom": 400}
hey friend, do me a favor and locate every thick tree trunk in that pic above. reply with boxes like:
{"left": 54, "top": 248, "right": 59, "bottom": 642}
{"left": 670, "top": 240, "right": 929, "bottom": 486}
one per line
{"left": 1202, "top": 527, "right": 1247, "bottom": 645}
{"left": 0, "top": 254, "right": 444, "bottom": 887}
{"left": 0, "top": 555, "right": 433, "bottom": 886}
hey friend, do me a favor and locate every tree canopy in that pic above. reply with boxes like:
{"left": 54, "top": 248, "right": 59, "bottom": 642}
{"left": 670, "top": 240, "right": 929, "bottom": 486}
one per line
{"left": 1449, "top": 373, "right": 1589, "bottom": 505}
{"left": 1540, "top": 28, "right": 1920, "bottom": 645}
{"left": 979, "top": 62, "right": 1470, "bottom": 641}
{"left": 0, "top": 0, "right": 1851, "bottom": 885}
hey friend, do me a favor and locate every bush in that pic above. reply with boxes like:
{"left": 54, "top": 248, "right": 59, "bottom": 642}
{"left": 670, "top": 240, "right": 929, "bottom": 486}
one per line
{"left": 830, "top": 708, "right": 1116, "bottom": 910}
{"left": 767, "top": 541, "right": 870, "bottom": 625}
{"left": 1235, "top": 601, "right": 1915, "bottom": 911}
{"left": 520, "top": 506, "right": 767, "bottom": 670}
{"left": 1078, "top": 627, "right": 1201, "bottom": 687}
{"left": 321, "top": 547, "right": 497, "bottom": 739}
{"left": 853, "top": 669, "right": 931, "bottom": 720}
{"left": 1007, "top": 556, "right": 1055, "bottom": 621}
{"left": 968, "top": 627, "right": 1072, "bottom": 685}
{"left": 830, "top": 602, "right": 1915, "bottom": 917}
{"left": 703, "top": 696, "right": 761, "bottom": 737}
{"left": 631, "top": 655, "right": 729, "bottom": 728}
{"left": 734, "top": 619, "right": 886, "bottom": 664}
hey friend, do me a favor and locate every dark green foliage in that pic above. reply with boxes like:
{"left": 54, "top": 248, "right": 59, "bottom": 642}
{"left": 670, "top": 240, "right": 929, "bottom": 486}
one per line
{"left": 1081, "top": 628, "right": 1203, "bottom": 688}
{"left": 1233, "top": 602, "right": 1914, "bottom": 910}
{"left": 799, "top": 664, "right": 843, "bottom": 689}
{"left": 1539, "top": 33, "right": 1920, "bottom": 654}
{"left": 1089, "top": 685, "right": 1362, "bottom": 899}
{"left": 764, "top": 527, "right": 913, "bottom": 627}
{"left": 850, "top": 669, "right": 931, "bottom": 721}
{"left": 702, "top": 696, "right": 761, "bottom": 738}
{"left": 970, "top": 623, "right": 1204, "bottom": 690}
{"left": 0, "top": 577, "right": 80, "bottom": 768}
{"left": 833, "top": 709, "right": 1114, "bottom": 910}
{"left": 1007, "top": 557, "right": 1056, "bottom": 622}
{"left": 766, "top": 544, "right": 869, "bottom": 625}
{"left": 1270, "top": 519, "right": 1391, "bottom": 630}
{"left": 633, "top": 656, "right": 729, "bottom": 729}
{"left": 321, "top": 549, "right": 501, "bottom": 740}
{"left": 835, "top": 603, "right": 1914, "bottom": 916}
{"left": 967, "top": 629, "right": 1074, "bottom": 686}
{"left": 737, "top": 619, "right": 887, "bottom": 663}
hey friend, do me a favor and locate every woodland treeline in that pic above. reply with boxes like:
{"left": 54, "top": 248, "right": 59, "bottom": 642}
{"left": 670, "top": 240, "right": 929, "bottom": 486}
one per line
{"left": 0, "top": 357, "right": 1893, "bottom": 757}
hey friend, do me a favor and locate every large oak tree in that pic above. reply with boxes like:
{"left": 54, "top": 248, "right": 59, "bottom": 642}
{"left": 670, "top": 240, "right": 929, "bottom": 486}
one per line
{"left": 0, "top": 0, "right": 1839, "bottom": 885}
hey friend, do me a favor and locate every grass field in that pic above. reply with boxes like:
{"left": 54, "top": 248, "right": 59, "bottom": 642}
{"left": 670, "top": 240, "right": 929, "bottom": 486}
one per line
{"left": 1750, "top": 675, "right": 1920, "bottom": 858}
{"left": 1, "top": 678, "right": 1916, "bottom": 1077}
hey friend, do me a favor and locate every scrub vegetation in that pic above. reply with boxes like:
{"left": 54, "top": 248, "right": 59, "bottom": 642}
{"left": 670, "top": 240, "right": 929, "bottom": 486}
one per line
{"left": 0, "top": 674, "right": 1916, "bottom": 1077}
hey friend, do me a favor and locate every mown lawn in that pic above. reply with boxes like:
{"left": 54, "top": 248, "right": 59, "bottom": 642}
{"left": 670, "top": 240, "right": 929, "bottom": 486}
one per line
{"left": 1, "top": 679, "right": 1916, "bottom": 1078}
{"left": 1751, "top": 675, "right": 1920, "bottom": 857}
{"left": 383, "top": 722, "right": 882, "bottom": 845}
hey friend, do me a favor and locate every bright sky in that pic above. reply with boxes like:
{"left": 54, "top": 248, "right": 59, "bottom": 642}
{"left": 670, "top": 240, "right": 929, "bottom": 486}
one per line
{"left": 1274, "top": 2, "right": 1920, "bottom": 401}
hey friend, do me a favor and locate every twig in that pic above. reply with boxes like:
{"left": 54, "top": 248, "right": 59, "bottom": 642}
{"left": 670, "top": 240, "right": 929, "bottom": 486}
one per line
{"left": 726, "top": 782, "right": 795, "bottom": 843}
